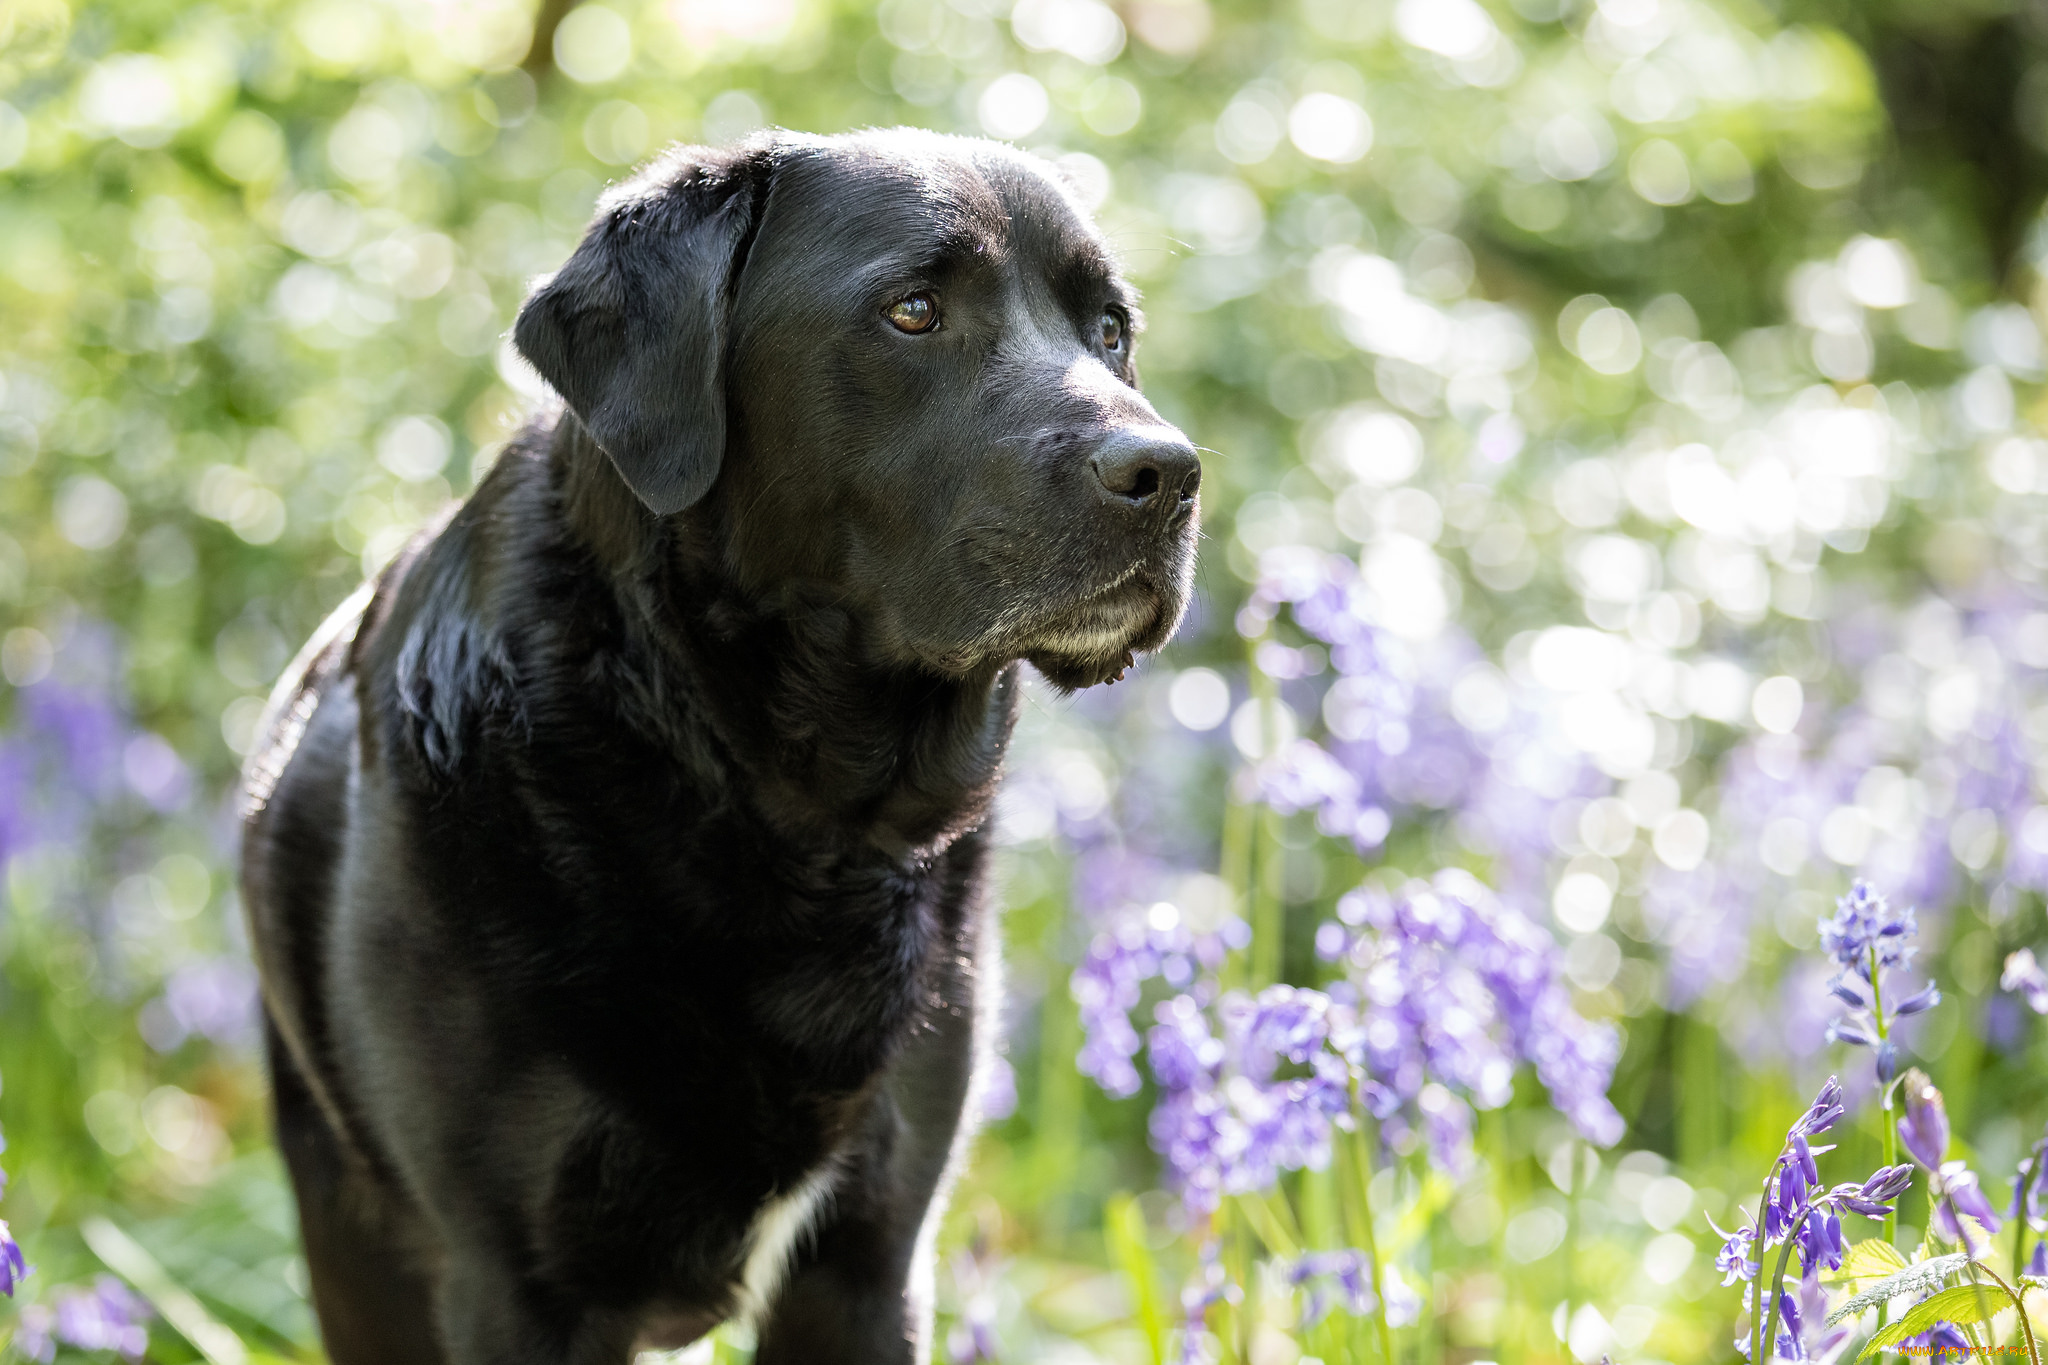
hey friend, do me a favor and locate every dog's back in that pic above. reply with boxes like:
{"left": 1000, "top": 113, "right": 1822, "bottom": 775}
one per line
{"left": 242, "top": 566, "right": 449, "bottom": 1362}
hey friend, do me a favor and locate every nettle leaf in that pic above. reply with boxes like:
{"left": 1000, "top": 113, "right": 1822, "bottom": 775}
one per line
{"left": 1859, "top": 1281, "right": 2018, "bottom": 1361}
{"left": 1830, "top": 1253, "right": 1970, "bottom": 1328}
{"left": 1827, "top": 1239, "right": 1911, "bottom": 1284}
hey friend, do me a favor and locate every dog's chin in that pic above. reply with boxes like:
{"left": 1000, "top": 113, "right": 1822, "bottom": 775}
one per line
{"left": 1023, "top": 578, "right": 1184, "bottom": 692}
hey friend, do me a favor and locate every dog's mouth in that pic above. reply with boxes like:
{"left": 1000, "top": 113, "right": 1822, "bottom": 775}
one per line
{"left": 1022, "top": 565, "right": 1176, "bottom": 690}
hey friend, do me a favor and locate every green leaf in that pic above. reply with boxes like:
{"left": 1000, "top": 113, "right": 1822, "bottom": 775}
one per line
{"left": 1857, "top": 1281, "right": 2019, "bottom": 1361}
{"left": 1828, "top": 1238, "right": 1912, "bottom": 1283}
{"left": 1830, "top": 1252, "right": 1970, "bottom": 1327}
{"left": 1106, "top": 1194, "right": 1166, "bottom": 1365}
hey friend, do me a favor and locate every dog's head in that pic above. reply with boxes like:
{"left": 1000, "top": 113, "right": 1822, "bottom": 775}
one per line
{"left": 513, "top": 129, "right": 1199, "bottom": 690}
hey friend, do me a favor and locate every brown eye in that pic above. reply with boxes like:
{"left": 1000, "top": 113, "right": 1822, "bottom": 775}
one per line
{"left": 1100, "top": 309, "right": 1125, "bottom": 351}
{"left": 887, "top": 294, "right": 939, "bottom": 334}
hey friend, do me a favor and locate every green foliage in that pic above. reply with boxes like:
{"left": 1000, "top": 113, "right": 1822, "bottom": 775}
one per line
{"left": 1828, "top": 1251, "right": 1970, "bottom": 1327}
{"left": 1861, "top": 1281, "right": 2016, "bottom": 1360}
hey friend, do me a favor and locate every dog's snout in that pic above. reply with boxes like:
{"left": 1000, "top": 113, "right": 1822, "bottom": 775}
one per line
{"left": 1090, "top": 427, "right": 1201, "bottom": 514}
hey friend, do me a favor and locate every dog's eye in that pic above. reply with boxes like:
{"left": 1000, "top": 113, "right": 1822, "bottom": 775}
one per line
{"left": 1100, "top": 309, "right": 1126, "bottom": 352}
{"left": 887, "top": 294, "right": 940, "bottom": 334}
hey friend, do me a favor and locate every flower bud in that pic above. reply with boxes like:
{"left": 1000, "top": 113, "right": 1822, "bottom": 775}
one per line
{"left": 1891, "top": 982, "right": 1941, "bottom": 1019}
{"left": 1897, "top": 1070, "right": 1949, "bottom": 1170}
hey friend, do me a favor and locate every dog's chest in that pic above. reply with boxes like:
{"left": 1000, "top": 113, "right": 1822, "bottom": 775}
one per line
{"left": 732, "top": 1161, "right": 841, "bottom": 1321}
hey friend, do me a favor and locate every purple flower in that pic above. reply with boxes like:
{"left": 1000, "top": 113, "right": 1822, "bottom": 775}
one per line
{"left": 1783, "top": 1267, "right": 1851, "bottom": 1363}
{"left": 146, "top": 958, "right": 261, "bottom": 1052}
{"left": 1820, "top": 881, "right": 1918, "bottom": 980}
{"left": 13, "top": 1304, "right": 53, "bottom": 1363}
{"left": 1932, "top": 1163, "right": 2003, "bottom": 1248}
{"left": 1794, "top": 1207, "right": 1844, "bottom": 1272}
{"left": 48, "top": 1276, "right": 151, "bottom": 1358}
{"left": 946, "top": 1299, "right": 998, "bottom": 1364}
{"left": 1820, "top": 881, "right": 1937, "bottom": 1081}
{"left": 1149, "top": 995, "right": 1223, "bottom": 1093}
{"left": 1176, "top": 1241, "right": 1234, "bottom": 1365}
{"left": 1794, "top": 1077, "right": 1845, "bottom": 1138}
{"left": 1891, "top": 982, "right": 1942, "bottom": 1018}
{"left": 2028, "top": 1241, "right": 2046, "bottom": 1277}
{"left": 1828, "top": 1163, "right": 1913, "bottom": 1219}
{"left": 1708, "top": 1211, "right": 1758, "bottom": 1284}
{"left": 1897, "top": 1071, "right": 2003, "bottom": 1248}
{"left": 2004, "top": 948, "right": 2048, "bottom": 1015}
{"left": 0, "top": 1219, "right": 25, "bottom": 1296}
{"left": 1772, "top": 1285, "right": 1802, "bottom": 1361}
{"left": 976, "top": 1056, "right": 1016, "bottom": 1123}
{"left": 1323, "top": 869, "right": 1624, "bottom": 1166}
{"left": 1074, "top": 909, "right": 1241, "bottom": 1100}
{"left": 1288, "top": 1249, "right": 1377, "bottom": 1327}
{"left": 1898, "top": 1070, "right": 1950, "bottom": 1171}
{"left": 2011, "top": 1128, "right": 2046, "bottom": 1225}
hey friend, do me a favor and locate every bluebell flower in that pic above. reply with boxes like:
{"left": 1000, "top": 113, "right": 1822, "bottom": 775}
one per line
{"left": 2004, "top": 948, "right": 2048, "bottom": 1016}
{"left": 2009, "top": 1127, "right": 2046, "bottom": 1226}
{"left": 1781, "top": 1267, "right": 1851, "bottom": 1363}
{"left": 1820, "top": 882, "right": 1937, "bottom": 1085}
{"left": 1897, "top": 1070, "right": 1949, "bottom": 1172}
{"left": 1771, "top": 1284, "right": 1802, "bottom": 1361}
{"left": 945, "top": 1298, "right": 998, "bottom": 1364}
{"left": 1073, "top": 911, "right": 1240, "bottom": 1100}
{"left": 1728, "top": 1074, "right": 1911, "bottom": 1356}
{"left": 1320, "top": 869, "right": 1624, "bottom": 1167}
{"left": 39, "top": 1276, "right": 151, "bottom": 1359}
{"left": 13, "top": 1304, "right": 54, "bottom": 1364}
{"left": 1175, "top": 1241, "right": 1234, "bottom": 1365}
{"left": 0, "top": 1219, "right": 25, "bottom": 1297}
{"left": 1829, "top": 1163, "right": 1913, "bottom": 1219}
{"left": 1793, "top": 1206, "right": 1844, "bottom": 1272}
{"left": 1794, "top": 1076, "right": 1846, "bottom": 1138}
{"left": 1820, "top": 880, "right": 1918, "bottom": 979}
{"left": 1287, "top": 1249, "right": 1377, "bottom": 1328}
{"left": 1897, "top": 1070, "right": 2003, "bottom": 1250}
{"left": 1707, "top": 1210, "right": 1759, "bottom": 1285}
{"left": 944, "top": 1247, "right": 1001, "bottom": 1365}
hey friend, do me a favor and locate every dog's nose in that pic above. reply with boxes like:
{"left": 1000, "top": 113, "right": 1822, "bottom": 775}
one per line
{"left": 1091, "top": 427, "right": 1201, "bottom": 514}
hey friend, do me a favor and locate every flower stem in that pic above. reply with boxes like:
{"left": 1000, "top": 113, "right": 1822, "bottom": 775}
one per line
{"left": 1751, "top": 1183, "right": 1775, "bottom": 1365}
{"left": 2015, "top": 1206, "right": 2031, "bottom": 1297}
{"left": 1759, "top": 1234, "right": 1797, "bottom": 1364}
{"left": 1251, "top": 807, "right": 1284, "bottom": 988}
{"left": 1342, "top": 1082, "right": 1396, "bottom": 1365}
{"left": 1969, "top": 1262, "right": 2042, "bottom": 1365}
{"left": 1353, "top": 1136, "right": 1397, "bottom": 1365}
{"left": 1245, "top": 639, "right": 1283, "bottom": 989}
{"left": 1233, "top": 1190, "right": 1301, "bottom": 1261}
{"left": 1948, "top": 1194, "right": 2004, "bottom": 1357}
{"left": 1869, "top": 942, "right": 1899, "bottom": 1252}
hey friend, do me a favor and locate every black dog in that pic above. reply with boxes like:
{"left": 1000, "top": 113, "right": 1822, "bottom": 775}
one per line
{"left": 239, "top": 129, "right": 1199, "bottom": 1364}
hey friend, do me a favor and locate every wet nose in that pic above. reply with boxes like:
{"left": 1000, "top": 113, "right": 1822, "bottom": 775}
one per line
{"left": 1090, "top": 427, "right": 1201, "bottom": 514}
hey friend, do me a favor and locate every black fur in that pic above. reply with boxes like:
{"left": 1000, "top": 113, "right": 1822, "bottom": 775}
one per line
{"left": 240, "top": 129, "right": 1200, "bottom": 1364}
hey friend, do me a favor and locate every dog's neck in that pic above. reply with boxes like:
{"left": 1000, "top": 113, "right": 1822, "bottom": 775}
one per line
{"left": 545, "top": 414, "right": 1018, "bottom": 858}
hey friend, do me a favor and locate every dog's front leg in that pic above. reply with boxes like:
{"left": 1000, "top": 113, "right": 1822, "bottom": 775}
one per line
{"left": 437, "top": 1249, "right": 637, "bottom": 1365}
{"left": 753, "top": 903, "right": 988, "bottom": 1364}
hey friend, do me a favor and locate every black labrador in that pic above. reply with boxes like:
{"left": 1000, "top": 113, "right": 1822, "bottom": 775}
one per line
{"left": 238, "top": 129, "right": 1200, "bottom": 1364}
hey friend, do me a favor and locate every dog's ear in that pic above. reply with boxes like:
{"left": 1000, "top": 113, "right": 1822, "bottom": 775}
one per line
{"left": 513, "top": 152, "right": 765, "bottom": 516}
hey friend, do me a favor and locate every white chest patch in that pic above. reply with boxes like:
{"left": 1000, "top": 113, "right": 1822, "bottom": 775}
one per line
{"left": 735, "top": 1164, "right": 840, "bottom": 1324}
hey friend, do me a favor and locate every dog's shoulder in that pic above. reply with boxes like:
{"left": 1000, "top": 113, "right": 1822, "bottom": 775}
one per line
{"left": 353, "top": 439, "right": 584, "bottom": 783}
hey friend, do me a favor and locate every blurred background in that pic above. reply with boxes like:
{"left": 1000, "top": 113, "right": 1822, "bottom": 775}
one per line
{"left": 5, "top": 0, "right": 2048, "bottom": 1359}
